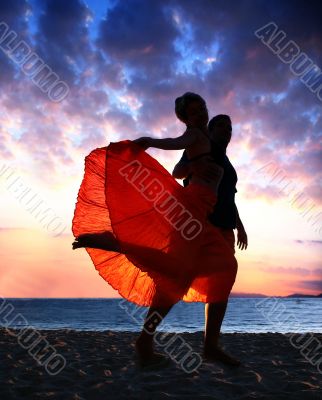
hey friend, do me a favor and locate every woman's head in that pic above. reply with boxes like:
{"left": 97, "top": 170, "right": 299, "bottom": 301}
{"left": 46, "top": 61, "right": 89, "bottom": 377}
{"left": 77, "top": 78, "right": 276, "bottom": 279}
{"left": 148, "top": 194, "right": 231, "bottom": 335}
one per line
{"left": 175, "top": 92, "right": 208, "bottom": 128}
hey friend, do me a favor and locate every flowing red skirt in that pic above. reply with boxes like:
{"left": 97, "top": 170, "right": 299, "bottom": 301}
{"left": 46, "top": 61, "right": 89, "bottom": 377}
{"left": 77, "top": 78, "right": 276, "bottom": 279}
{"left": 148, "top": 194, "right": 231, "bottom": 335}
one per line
{"left": 72, "top": 140, "right": 237, "bottom": 307}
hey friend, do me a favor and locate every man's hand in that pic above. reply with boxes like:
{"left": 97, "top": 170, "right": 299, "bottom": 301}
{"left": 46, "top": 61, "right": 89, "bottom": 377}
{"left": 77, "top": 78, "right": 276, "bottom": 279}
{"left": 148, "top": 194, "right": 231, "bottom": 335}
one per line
{"left": 237, "top": 226, "right": 248, "bottom": 250}
{"left": 132, "top": 137, "right": 152, "bottom": 150}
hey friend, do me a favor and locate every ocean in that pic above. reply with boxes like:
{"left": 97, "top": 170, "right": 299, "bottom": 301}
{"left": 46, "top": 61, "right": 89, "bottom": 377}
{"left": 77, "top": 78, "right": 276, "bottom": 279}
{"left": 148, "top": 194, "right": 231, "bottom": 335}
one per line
{"left": 1, "top": 298, "right": 321, "bottom": 333}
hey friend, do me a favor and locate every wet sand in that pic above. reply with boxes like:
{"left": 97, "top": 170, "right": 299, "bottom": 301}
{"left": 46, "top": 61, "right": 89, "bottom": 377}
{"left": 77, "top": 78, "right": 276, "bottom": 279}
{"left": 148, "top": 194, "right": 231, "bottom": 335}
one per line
{"left": 0, "top": 329, "right": 321, "bottom": 399}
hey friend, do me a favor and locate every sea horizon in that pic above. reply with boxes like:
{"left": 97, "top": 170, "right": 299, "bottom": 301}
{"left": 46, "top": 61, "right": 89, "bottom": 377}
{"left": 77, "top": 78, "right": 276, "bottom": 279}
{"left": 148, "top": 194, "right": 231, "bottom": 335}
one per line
{"left": 2, "top": 297, "right": 321, "bottom": 334}
{"left": 3, "top": 292, "right": 322, "bottom": 299}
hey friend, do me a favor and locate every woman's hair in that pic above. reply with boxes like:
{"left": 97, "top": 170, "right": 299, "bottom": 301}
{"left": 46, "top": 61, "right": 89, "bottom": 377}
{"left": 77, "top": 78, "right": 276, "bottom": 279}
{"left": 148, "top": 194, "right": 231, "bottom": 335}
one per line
{"left": 175, "top": 92, "right": 206, "bottom": 122}
{"left": 208, "top": 114, "right": 231, "bottom": 132}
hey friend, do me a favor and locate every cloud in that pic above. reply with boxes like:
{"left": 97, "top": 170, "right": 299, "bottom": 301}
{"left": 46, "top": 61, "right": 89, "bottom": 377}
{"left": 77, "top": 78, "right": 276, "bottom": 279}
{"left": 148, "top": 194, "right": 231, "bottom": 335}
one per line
{"left": 295, "top": 239, "right": 322, "bottom": 245}
{"left": 0, "top": 0, "right": 31, "bottom": 85}
{"left": 1, "top": 0, "right": 322, "bottom": 298}
{"left": 298, "top": 280, "right": 322, "bottom": 291}
{"left": 97, "top": 0, "right": 179, "bottom": 79}
{"left": 33, "top": 0, "right": 93, "bottom": 86}
{"left": 0, "top": 0, "right": 321, "bottom": 200}
{"left": 260, "top": 265, "right": 322, "bottom": 276}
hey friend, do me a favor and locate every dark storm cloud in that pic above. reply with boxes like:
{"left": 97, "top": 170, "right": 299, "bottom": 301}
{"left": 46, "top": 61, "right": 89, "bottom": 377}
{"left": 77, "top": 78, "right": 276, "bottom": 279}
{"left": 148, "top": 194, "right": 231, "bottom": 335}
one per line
{"left": 33, "top": 0, "right": 93, "bottom": 85}
{"left": 179, "top": 0, "right": 322, "bottom": 142}
{"left": 0, "top": 0, "right": 321, "bottom": 196}
{"left": 97, "top": 0, "right": 179, "bottom": 79}
{"left": 94, "top": 0, "right": 321, "bottom": 198}
{"left": 0, "top": 0, "right": 31, "bottom": 84}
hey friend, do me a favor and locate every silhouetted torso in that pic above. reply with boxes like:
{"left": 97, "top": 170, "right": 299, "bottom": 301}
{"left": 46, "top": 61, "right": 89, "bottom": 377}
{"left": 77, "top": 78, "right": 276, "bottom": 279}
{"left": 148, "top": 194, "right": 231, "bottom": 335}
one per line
{"left": 180, "top": 142, "right": 238, "bottom": 229}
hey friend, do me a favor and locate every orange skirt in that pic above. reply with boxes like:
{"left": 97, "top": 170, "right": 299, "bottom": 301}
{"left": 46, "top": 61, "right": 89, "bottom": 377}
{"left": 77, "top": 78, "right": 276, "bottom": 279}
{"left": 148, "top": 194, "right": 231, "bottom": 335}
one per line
{"left": 72, "top": 140, "right": 238, "bottom": 307}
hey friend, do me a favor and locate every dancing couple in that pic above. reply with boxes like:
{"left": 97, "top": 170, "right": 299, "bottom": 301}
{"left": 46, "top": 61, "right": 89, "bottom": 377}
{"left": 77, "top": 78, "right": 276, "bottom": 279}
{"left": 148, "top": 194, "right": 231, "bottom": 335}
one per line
{"left": 72, "top": 92, "right": 248, "bottom": 369}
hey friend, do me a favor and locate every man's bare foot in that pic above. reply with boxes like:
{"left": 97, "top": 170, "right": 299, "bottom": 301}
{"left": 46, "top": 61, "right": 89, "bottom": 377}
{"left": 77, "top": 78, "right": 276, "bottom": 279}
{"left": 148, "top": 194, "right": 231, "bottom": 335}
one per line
{"left": 203, "top": 345, "right": 241, "bottom": 367}
{"left": 72, "top": 231, "right": 121, "bottom": 252}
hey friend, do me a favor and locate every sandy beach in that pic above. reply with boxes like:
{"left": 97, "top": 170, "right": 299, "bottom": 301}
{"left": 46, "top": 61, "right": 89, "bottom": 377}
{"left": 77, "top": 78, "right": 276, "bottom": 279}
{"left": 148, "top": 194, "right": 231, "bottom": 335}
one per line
{"left": 0, "top": 329, "right": 321, "bottom": 399}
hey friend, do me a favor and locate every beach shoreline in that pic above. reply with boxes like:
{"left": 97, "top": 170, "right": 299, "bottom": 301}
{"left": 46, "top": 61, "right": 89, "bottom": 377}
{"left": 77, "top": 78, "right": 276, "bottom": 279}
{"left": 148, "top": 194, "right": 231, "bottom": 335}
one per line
{"left": 1, "top": 329, "right": 321, "bottom": 399}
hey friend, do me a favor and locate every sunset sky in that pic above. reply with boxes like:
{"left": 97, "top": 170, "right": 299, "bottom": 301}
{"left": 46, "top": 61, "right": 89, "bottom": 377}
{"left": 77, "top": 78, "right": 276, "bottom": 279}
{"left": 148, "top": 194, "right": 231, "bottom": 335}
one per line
{"left": 0, "top": 0, "right": 321, "bottom": 298}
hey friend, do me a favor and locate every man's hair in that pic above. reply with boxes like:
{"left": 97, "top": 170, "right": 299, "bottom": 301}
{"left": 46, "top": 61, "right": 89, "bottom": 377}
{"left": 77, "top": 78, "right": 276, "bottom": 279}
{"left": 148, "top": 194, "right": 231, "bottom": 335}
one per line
{"left": 208, "top": 114, "right": 231, "bottom": 132}
{"left": 175, "top": 92, "right": 206, "bottom": 122}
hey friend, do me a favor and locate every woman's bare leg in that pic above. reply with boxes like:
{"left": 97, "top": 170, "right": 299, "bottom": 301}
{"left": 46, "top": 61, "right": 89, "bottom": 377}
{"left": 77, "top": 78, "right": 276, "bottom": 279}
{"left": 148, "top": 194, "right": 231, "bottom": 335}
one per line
{"left": 72, "top": 232, "right": 122, "bottom": 252}
{"left": 204, "top": 301, "right": 240, "bottom": 366}
{"left": 135, "top": 290, "right": 177, "bottom": 366}
{"left": 135, "top": 304, "right": 174, "bottom": 361}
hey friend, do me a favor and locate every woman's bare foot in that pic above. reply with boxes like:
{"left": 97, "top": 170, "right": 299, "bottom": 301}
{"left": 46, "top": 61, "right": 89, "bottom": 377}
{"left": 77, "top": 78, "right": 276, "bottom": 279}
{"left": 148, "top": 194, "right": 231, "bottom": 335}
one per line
{"left": 135, "top": 334, "right": 154, "bottom": 360}
{"left": 135, "top": 334, "right": 170, "bottom": 369}
{"left": 203, "top": 344, "right": 241, "bottom": 367}
{"left": 72, "top": 231, "right": 121, "bottom": 252}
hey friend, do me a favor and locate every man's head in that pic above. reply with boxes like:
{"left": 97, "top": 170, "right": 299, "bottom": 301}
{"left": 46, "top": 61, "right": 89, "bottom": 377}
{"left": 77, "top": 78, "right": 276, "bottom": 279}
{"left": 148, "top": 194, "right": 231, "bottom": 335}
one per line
{"left": 208, "top": 114, "right": 232, "bottom": 148}
{"left": 175, "top": 92, "right": 209, "bottom": 128}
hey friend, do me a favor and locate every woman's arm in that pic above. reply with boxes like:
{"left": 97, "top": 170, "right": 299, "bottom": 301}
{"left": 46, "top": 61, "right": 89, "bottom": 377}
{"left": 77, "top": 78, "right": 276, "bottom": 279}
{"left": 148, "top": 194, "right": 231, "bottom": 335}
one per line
{"left": 150, "top": 129, "right": 198, "bottom": 150}
{"left": 133, "top": 128, "right": 199, "bottom": 151}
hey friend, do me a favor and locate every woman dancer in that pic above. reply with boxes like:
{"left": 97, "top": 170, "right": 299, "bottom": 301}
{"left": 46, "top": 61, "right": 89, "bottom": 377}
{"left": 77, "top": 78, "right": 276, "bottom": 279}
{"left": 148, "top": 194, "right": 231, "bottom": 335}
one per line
{"left": 72, "top": 92, "right": 238, "bottom": 368}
